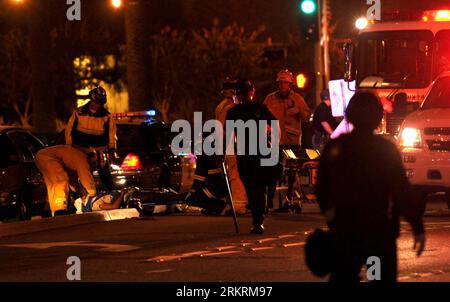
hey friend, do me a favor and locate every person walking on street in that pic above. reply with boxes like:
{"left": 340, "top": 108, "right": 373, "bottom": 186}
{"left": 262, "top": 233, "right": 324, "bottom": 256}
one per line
{"left": 226, "top": 79, "right": 279, "bottom": 235}
{"left": 317, "top": 92, "right": 425, "bottom": 282}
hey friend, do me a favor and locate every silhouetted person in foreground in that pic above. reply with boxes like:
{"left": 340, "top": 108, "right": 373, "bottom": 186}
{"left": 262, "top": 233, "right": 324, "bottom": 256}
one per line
{"left": 317, "top": 92, "right": 425, "bottom": 282}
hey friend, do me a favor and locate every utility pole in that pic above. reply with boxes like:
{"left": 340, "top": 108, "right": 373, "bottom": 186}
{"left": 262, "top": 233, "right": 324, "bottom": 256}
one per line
{"left": 322, "top": 0, "right": 331, "bottom": 86}
{"left": 314, "top": 0, "right": 323, "bottom": 107}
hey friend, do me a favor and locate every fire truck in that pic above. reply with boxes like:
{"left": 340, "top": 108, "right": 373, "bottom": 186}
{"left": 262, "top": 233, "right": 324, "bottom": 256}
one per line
{"left": 344, "top": 10, "right": 450, "bottom": 212}
{"left": 345, "top": 10, "right": 450, "bottom": 135}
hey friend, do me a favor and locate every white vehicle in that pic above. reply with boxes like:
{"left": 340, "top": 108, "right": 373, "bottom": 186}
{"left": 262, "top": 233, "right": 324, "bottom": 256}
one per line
{"left": 344, "top": 10, "right": 450, "bottom": 136}
{"left": 399, "top": 72, "right": 450, "bottom": 212}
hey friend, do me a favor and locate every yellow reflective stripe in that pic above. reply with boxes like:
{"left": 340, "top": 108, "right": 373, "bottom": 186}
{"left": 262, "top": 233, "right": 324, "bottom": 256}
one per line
{"left": 76, "top": 115, "right": 108, "bottom": 135}
{"left": 208, "top": 168, "right": 223, "bottom": 175}
{"left": 203, "top": 188, "right": 217, "bottom": 199}
{"left": 193, "top": 175, "right": 206, "bottom": 181}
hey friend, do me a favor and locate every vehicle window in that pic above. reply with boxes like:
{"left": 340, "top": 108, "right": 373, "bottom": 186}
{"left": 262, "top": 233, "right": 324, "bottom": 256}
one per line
{"left": 422, "top": 77, "right": 450, "bottom": 109}
{"left": 357, "top": 30, "right": 433, "bottom": 88}
{"left": 117, "top": 123, "right": 173, "bottom": 153}
{"left": 7, "top": 130, "right": 44, "bottom": 161}
{"left": 0, "top": 134, "right": 19, "bottom": 168}
{"left": 433, "top": 30, "right": 450, "bottom": 78}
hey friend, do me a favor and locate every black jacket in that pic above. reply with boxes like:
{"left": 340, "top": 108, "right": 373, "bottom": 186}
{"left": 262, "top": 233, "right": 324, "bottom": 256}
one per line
{"left": 317, "top": 130, "right": 424, "bottom": 239}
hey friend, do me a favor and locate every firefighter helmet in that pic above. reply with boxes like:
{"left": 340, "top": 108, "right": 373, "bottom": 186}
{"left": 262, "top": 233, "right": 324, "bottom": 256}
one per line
{"left": 276, "top": 69, "right": 295, "bottom": 83}
{"left": 89, "top": 86, "right": 107, "bottom": 105}
{"left": 235, "top": 79, "right": 255, "bottom": 102}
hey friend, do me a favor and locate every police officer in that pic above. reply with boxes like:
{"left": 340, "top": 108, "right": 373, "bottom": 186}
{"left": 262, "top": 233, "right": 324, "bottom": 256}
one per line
{"left": 317, "top": 92, "right": 425, "bottom": 282}
{"left": 226, "top": 79, "right": 278, "bottom": 234}
{"left": 65, "top": 86, "right": 117, "bottom": 190}
{"left": 35, "top": 145, "right": 97, "bottom": 216}
{"left": 312, "top": 89, "right": 338, "bottom": 153}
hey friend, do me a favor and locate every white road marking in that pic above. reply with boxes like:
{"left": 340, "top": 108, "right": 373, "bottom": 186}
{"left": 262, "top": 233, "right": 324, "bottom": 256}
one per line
{"left": 257, "top": 238, "right": 280, "bottom": 243}
{"left": 282, "top": 242, "right": 306, "bottom": 248}
{"left": 200, "top": 251, "right": 240, "bottom": 257}
{"left": 250, "top": 247, "right": 275, "bottom": 252}
{"left": 0, "top": 241, "right": 139, "bottom": 253}
{"left": 212, "top": 246, "right": 238, "bottom": 251}
{"left": 143, "top": 233, "right": 309, "bottom": 263}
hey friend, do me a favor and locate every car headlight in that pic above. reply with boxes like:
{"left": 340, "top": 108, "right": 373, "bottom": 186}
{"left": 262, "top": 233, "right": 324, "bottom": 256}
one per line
{"left": 400, "top": 128, "right": 423, "bottom": 148}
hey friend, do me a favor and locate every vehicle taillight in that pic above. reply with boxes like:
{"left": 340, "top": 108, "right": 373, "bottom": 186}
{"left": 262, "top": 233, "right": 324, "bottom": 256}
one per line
{"left": 121, "top": 153, "right": 142, "bottom": 170}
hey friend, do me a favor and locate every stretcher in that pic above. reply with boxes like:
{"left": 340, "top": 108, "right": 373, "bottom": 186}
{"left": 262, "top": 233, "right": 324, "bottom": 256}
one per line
{"left": 277, "top": 147, "right": 320, "bottom": 213}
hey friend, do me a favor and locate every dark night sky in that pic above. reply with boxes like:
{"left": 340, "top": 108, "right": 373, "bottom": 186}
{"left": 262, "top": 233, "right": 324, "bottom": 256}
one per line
{"left": 1, "top": 0, "right": 450, "bottom": 44}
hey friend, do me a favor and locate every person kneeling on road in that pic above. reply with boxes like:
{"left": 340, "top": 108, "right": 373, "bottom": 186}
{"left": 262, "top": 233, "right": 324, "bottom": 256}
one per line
{"left": 35, "top": 145, "right": 98, "bottom": 217}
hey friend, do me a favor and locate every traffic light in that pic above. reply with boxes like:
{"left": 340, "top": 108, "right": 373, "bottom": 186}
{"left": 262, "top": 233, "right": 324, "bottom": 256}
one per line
{"left": 299, "top": 0, "right": 319, "bottom": 42}
{"left": 296, "top": 73, "right": 307, "bottom": 89}
{"left": 300, "top": 0, "right": 316, "bottom": 14}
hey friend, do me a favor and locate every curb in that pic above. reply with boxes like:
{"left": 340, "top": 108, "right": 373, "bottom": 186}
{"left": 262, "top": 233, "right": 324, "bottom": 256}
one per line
{"left": 0, "top": 208, "right": 140, "bottom": 238}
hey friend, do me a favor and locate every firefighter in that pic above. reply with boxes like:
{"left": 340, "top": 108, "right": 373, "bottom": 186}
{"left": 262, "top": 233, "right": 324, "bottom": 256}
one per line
{"left": 215, "top": 77, "right": 248, "bottom": 215}
{"left": 35, "top": 145, "right": 97, "bottom": 216}
{"left": 263, "top": 69, "right": 312, "bottom": 146}
{"left": 65, "top": 86, "right": 117, "bottom": 190}
{"left": 317, "top": 92, "right": 425, "bottom": 282}
{"left": 185, "top": 152, "right": 227, "bottom": 215}
{"left": 226, "top": 79, "right": 278, "bottom": 234}
{"left": 264, "top": 70, "right": 312, "bottom": 211}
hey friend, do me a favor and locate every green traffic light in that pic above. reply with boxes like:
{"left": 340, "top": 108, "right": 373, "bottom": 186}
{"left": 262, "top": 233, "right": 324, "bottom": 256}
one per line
{"left": 300, "top": 0, "right": 316, "bottom": 14}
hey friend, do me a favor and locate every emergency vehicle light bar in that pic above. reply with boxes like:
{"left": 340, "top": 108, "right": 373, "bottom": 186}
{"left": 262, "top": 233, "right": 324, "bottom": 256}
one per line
{"left": 112, "top": 110, "right": 157, "bottom": 119}
{"left": 422, "top": 10, "right": 450, "bottom": 22}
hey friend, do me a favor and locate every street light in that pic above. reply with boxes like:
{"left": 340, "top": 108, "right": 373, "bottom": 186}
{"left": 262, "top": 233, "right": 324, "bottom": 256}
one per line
{"left": 355, "top": 17, "right": 369, "bottom": 30}
{"left": 111, "top": 0, "right": 122, "bottom": 9}
{"left": 11, "top": 0, "right": 24, "bottom": 3}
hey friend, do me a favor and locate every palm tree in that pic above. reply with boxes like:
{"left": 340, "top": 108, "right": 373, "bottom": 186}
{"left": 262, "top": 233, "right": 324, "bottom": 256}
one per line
{"left": 125, "top": 0, "right": 153, "bottom": 111}
{"left": 28, "top": 0, "right": 56, "bottom": 134}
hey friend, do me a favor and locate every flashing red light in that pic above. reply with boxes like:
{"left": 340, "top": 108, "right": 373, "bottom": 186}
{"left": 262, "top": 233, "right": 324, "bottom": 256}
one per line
{"left": 112, "top": 110, "right": 156, "bottom": 119}
{"left": 121, "top": 153, "right": 142, "bottom": 170}
{"left": 422, "top": 10, "right": 450, "bottom": 22}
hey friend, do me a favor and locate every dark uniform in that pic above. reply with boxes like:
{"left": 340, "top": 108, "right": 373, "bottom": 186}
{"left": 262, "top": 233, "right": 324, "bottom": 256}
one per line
{"left": 312, "top": 100, "right": 337, "bottom": 153}
{"left": 185, "top": 153, "right": 227, "bottom": 215}
{"left": 226, "top": 84, "right": 278, "bottom": 234}
{"left": 317, "top": 92, "right": 424, "bottom": 282}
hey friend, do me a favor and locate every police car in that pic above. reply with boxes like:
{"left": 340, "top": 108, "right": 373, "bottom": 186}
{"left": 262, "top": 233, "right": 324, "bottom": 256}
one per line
{"left": 96, "top": 110, "right": 196, "bottom": 201}
{"left": 399, "top": 72, "right": 450, "bottom": 213}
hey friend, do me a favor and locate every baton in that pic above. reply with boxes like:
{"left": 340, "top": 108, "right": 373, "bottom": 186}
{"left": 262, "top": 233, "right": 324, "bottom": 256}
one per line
{"left": 222, "top": 161, "right": 239, "bottom": 234}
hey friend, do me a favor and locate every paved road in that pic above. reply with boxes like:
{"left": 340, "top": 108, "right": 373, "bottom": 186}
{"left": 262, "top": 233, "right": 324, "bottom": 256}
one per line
{"left": 0, "top": 202, "right": 450, "bottom": 282}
